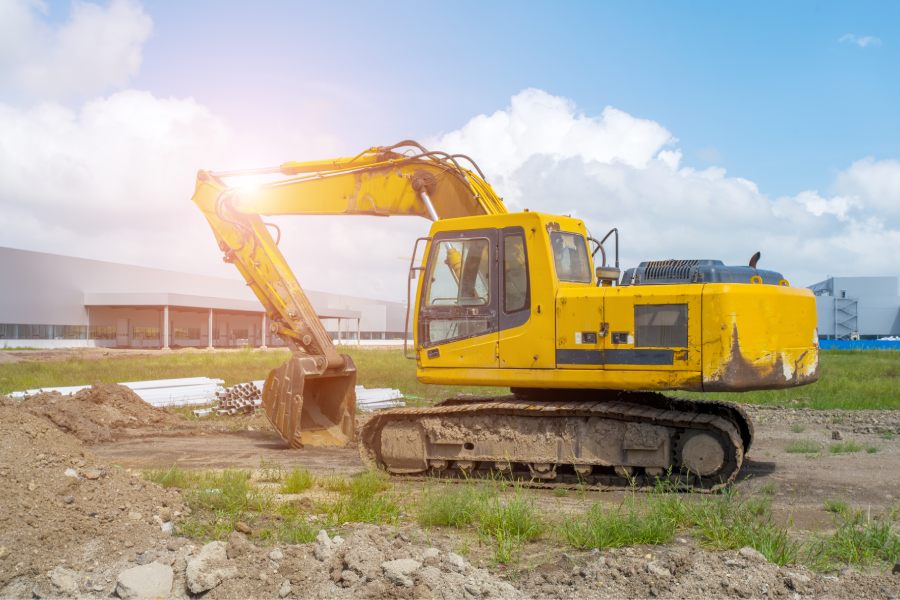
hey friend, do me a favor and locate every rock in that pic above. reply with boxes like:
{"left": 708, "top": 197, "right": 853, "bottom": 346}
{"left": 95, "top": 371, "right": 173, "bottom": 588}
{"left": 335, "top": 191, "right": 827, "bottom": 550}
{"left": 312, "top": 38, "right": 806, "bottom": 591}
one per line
{"left": 893, "top": 561, "right": 900, "bottom": 575}
{"left": 63, "top": 495, "right": 75, "bottom": 505}
{"left": 82, "top": 468, "right": 102, "bottom": 480}
{"left": 0, "top": 547, "right": 6, "bottom": 560}
{"left": 269, "top": 548, "right": 284, "bottom": 561}
{"left": 158, "top": 507, "right": 172, "bottom": 523}
{"left": 186, "top": 541, "right": 237, "bottom": 594}
{"left": 63, "top": 468, "right": 79, "bottom": 478}
{"left": 784, "top": 572, "right": 811, "bottom": 591}
{"left": 235, "top": 521, "right": 252, "bottom": 534}
{"left": 314, "top": 530, "right": 333, "bottom": 561}
{"left": 226, "top": 531, "right": 253, "bottom": 559}
{"left": 340, "top": 570, "right": 359, "bottom": 587}
{"left": 738, "top": 547, "right": 767, "bottom": 562}
{"left": 332, "top": 535, "right": 345, "bottom": 545}
{"left": 160, "top": 522, "right": 174, "bottom": 535}
{"left": 115, "top": 562, "right": 173, "bottom": 599}
{"left": 382, "top": 559, "right": 421, "bottom": 587}
{"left": 646, "top": 561, "right": 671, "bottom": 577}
{"left": 278, "top": 579, "right": 292, "bottom": 598}
{"left": 127, "top": 512, "right": 142, "bottom": 521}
{"left": 27, "top": 481, "right": 36, "bottom": 491}
{"left": 135, "top": 551, "right": 155, "bottom": 566}
{"left": 446, "top": 552, "right": 466, "bottom": 572}
{"left": 421, "top": 547, "right": 440, "bottom": 566}
{"left": 832, "top": 430, "right": 843, "bottom": 440}
{"left": 49, "top": 566, "right": 80, "bottom": 595}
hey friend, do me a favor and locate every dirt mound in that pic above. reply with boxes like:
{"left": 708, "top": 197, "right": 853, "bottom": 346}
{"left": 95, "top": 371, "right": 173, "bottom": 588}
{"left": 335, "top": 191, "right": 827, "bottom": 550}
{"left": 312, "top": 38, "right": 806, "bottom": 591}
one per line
{"left": 19, "top": 383, "right": 194, "bottom": 443}
{"left": 513, "top": 541, "right": 898, "bottom": 599}
{"left": 0, "top": 399, "right": 186, "bottom": 597}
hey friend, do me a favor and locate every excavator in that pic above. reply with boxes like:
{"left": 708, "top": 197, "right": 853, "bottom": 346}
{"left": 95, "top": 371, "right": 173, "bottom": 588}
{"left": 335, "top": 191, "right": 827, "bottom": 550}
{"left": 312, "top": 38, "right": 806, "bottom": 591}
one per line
{"left": 191, "top": 140, "right": 819, "bottom": 491}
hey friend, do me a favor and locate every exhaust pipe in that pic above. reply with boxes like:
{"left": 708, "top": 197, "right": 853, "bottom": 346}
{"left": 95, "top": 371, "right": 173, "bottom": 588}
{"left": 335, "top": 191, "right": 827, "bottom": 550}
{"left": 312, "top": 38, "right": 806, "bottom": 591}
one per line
{"left": 262, "top": 354, "right": 357, "bottom": 448}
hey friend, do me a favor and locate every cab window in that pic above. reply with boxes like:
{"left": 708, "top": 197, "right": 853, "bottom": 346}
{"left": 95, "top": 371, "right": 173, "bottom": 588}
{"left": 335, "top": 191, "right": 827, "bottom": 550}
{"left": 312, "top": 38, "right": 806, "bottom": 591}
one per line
{"left": 425, "top": 238, "right": 491, "bottom": 306}
{"left": 550, "top": 232, "right": 591, "bottom": 283}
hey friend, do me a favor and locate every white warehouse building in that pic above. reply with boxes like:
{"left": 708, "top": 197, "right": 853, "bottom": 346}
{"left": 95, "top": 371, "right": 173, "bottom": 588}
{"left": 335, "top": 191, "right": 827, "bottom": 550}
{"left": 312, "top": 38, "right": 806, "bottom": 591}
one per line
{"left": 0, "top": 247, "right": 408, "bottom": 349}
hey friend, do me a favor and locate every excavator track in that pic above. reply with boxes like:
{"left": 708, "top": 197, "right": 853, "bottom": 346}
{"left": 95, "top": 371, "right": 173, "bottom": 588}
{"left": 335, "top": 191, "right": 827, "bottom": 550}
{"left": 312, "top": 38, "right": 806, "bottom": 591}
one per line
{"left": 358, "top": 392, "right": 751, "bottom": 492}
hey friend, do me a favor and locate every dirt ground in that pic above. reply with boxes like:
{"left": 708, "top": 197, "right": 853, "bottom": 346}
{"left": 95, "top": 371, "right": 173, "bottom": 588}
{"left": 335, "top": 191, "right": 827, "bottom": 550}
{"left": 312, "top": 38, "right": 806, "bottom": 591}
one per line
{"left": 1, "top": 382, "right": 898, "bottom": 598}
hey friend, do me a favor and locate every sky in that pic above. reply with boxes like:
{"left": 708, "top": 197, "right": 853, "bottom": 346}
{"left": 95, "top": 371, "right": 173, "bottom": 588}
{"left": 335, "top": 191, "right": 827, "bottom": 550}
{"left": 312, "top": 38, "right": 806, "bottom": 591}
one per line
{"left": 1, "top": 0, "right": 899, "bottom": 301}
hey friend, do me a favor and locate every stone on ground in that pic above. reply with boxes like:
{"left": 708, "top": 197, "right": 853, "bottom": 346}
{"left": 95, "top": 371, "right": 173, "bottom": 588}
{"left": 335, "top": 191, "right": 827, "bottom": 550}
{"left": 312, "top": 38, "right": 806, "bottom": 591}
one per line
{"left": 186, "top": 541, "right": 237, "bottom": 594}
{"left": 115, "top": 562, "right": 173, "bottom": 599}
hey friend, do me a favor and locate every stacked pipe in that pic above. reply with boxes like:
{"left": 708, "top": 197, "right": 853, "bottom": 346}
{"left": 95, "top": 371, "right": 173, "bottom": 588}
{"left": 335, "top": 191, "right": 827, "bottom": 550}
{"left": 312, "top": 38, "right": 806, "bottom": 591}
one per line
{"left": 214, "top": 380, "right": 264, "bottom": 415}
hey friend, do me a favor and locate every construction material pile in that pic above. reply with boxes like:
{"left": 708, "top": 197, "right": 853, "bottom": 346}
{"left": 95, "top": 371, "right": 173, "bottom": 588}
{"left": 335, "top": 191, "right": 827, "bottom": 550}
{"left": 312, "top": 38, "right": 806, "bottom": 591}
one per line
{"left": 213, "top": 381, "right": 263, "bottom": 416}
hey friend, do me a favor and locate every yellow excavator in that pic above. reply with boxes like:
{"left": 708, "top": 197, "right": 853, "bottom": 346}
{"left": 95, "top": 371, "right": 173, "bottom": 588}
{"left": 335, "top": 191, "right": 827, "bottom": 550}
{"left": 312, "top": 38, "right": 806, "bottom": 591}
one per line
{"left": 192, "top": 140, "right": 819, "bottom": 490}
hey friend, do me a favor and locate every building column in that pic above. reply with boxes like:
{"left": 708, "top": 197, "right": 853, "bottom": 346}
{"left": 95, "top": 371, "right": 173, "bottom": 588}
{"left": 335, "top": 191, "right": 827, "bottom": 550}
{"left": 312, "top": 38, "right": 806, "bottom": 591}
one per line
{"left": 162, "top": 305, "right": 170, "bottom": 350}
{"left": 207, "top": 308, "right": 214, "bottom": 350}
{"left": 260, "top": 313, "right": 268, "bottom": 349}
{"left": 357, "top": 317, "right": 361, "bottom": 346}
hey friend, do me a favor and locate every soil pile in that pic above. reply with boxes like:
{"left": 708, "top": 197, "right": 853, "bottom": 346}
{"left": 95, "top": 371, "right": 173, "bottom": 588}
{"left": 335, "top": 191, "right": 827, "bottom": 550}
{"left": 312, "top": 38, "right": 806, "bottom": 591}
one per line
{"left": 513, "top": 541, "right": 898, "bottom": 599}
{"left": 0, "top": 397, "right": 185, "bottom": 597}
{"left": 19, "top": 383, "right": 194, "bottom": 443}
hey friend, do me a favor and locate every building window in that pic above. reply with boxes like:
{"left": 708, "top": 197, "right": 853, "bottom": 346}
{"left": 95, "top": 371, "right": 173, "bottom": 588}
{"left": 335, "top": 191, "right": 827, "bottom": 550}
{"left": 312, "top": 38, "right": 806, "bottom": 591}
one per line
{"left": 89, "top": 325, "right": 116, "bottom": 340}
{"left": 133, "top": 326, "right": 160, "bottom": 340}
{"left": 174, "top": 327, "right": 201, "bottom": 339}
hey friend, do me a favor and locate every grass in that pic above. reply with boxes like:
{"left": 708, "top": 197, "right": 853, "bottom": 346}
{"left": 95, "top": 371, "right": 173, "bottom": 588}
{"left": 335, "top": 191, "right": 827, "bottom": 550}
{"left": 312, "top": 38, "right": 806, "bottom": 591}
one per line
{"left": 785, "top": 439, "right": 822, "bottom": 454}
{"left": 560, "top": 486, "right": 801, "bottom": 566}
{"left": 829, "top": 441, "right": 864, "bottom": 454}
{"left": 0, "top": 346, "right": 494, "bottom": 405}
{"left": 824, "top": 499, "right": 849, "bottom": 514}
{"left": 320, "top": 471, "right": 399, "bottom": 526}
{"left": 880, "top": 432, "right": 896, "bottom": 441}
{"left": 866, "top": 446, "right": 880, "bottom": 454}
{"left": 417, "top": 481, "right": 543, "bottom": 564}
{"left": 790, "top": 424, "right": 806, "bottom": 433}
{"left": 807, "top": 506, "right": 900, "bottom": 571}
{"left": 281, "top": 468, "right": 314, "bottom": 493}
{"left": 2, "top": 347, "right": 898, "bottom": 410}
{"left": 257, "top": 459, "right": 283, "bottom": 483}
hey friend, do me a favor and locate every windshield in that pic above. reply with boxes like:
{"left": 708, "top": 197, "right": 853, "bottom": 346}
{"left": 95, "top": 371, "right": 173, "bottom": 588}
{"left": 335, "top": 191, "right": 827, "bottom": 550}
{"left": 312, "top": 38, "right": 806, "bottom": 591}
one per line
{"left": 425, "top": 238, "right": 491, "bottom": 306}
{"left": 550, "top": 232, "right": 592, "bottom": 283}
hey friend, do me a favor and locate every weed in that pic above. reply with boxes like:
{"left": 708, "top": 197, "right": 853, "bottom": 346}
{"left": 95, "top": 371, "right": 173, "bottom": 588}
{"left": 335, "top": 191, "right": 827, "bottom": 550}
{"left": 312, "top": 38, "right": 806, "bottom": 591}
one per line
{"left": 561, "top": 496, "right": 679, "bottom": 550}
{"left": 790, "top": 424, "right": 806, "bottom": 433}
{"left": 759, "top": 483, "right": 777, "bottom": 496}
{"left": 829, "top": 441, "right": 863, "bottom": 455}
{"left": 318, "top": 475, "right": 351, "bottom": 493}
{"left": 321, "top": 470, "right": 398, "bottom": 526}
{"left": 880, "top": 431, "right": 896, "bottom": 441}
{"left": 144, "top": 464, "right": 198, "bottom": 489}
{"left": 866, "top": 446, "right": 879, "bottom": 454}
{"left": 418, "top": 484, "right": 495, "bottom": 528}
{"left": 553, "top": 488, "right": 569, "bottom": 498}
{"left": 824, "top": 499, "right": 849, "bottom": 514}
{"left": 475, "top": 491, "right": 543, "bottom": 564}
{"left": 785, "top": 440, "right": 822, "bottom": 454}
{"left": 807, "top": 508, "right": 900, "bottom": 570}
{"left": 257, "top": 459, "right": 284, "bottom": 483}
{"left": 281, "top": 468, "right": 315, "bottom": 494}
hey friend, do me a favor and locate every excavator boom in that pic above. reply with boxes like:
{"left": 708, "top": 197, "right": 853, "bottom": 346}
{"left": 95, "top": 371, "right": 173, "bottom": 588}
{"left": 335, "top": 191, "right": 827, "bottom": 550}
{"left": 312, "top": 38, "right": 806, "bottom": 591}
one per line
{"left": 191, "top": 142, "right": 505, "bottom": 447}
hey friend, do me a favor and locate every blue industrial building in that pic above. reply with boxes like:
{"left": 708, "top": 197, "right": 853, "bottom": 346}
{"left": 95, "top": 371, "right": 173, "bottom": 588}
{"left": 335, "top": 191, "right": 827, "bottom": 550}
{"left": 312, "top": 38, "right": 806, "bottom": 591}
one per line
{"left": 809, "top": 276, "right": 900, "bottom": 340}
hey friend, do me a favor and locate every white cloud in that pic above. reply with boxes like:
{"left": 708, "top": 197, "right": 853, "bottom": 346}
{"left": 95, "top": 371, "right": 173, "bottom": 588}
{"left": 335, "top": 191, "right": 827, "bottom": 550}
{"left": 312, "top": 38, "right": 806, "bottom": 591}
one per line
{"left": 839, "top": 33, "right": 883, "bottom": 48}
{"left": 433, "top": 90, "right": 900, "bottom": 286}
{"left": 1, "top": 3, "right": 898, "bottom": 303}
{"left": 0, "top": 0, "right": 152, "bottom": 100}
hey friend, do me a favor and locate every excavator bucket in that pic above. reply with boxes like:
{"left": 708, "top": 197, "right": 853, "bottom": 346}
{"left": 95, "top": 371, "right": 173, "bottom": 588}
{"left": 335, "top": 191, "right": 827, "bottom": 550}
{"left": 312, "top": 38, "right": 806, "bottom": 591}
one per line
{"left": 261, "top": 354, "right": 357, "bottom": 448}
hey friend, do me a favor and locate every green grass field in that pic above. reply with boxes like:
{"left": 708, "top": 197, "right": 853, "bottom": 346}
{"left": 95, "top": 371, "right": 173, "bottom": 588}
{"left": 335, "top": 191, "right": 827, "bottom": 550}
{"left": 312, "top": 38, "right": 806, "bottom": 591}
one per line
{"left": 1, "top": 347, "right": 897, "bottom": 410}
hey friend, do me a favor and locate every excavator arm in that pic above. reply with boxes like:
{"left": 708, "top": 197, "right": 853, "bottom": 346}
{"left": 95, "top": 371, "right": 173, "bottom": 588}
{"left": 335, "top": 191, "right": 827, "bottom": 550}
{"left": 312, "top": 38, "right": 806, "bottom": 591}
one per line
{"left": 191, "top": 141, "right": 506, "bottom": 447}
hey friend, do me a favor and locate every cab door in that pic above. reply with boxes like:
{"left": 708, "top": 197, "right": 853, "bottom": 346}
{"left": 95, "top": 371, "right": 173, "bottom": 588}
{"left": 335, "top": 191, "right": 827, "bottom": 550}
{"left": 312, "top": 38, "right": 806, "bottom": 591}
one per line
{"left": 416, "top": 228, "right": 499, "bottom": 369}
